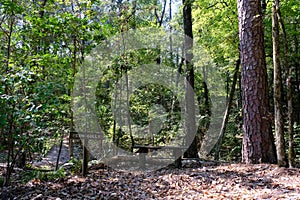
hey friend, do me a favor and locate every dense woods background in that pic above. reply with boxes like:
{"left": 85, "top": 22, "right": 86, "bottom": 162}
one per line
{"left": 0, "top": 0, "right": 300, "bottom": 189}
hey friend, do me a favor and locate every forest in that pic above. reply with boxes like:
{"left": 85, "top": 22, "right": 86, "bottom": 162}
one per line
{"left": 0, "top": 0, "right": 300, "bottom": 199}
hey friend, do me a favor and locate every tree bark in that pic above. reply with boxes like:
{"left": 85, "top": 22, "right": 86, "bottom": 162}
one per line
{"left": 237, "top": 0, "right": 277, "bottom": 164}
{"left": 294, "top": 22, "right": 300, "bottom": 127}
{"left": 272, "top": 0, "right": 287, "bottom": 167}
{"left": 183, "top": 0, "right": 198, "bottom": 158}
{"left": 275, "top": 1, "right": 294, "bottom": 167}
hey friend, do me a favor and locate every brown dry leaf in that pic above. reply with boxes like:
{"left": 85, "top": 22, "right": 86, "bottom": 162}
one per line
{"left": 2, "top": 162, "right": 300, "bottom": 199}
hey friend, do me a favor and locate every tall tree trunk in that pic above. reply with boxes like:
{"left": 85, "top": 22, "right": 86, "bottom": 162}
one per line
{"left": 272, "top": 0, "right": 286, "bottom": 167}
{"left": 237, "top": 0, "right": 277, "bottom": 164}
{"left": 295, "top": 53, "right": 300, "bottom": 126}
{"left": 183, "top": 0, "right": 198, "bottom": 158}
{"left": 4, "top": 5, "right": 15, "bottom": 186}
{"left": 294, "top": 22, "right": 300, "bottom": 127}
{"left": 286, "top": 60, "right": 294, "bottom": 168}
{"left": 125, "top": 71, "right": 135, "bottom": 151}
{"left": 69, "top": 33, "right": 78, "bottom": 158}
{"left": 276, "top": 1, "right": 295, "bottom": 167}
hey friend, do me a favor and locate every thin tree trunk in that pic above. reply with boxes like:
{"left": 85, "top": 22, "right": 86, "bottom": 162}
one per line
{"left": 214, "top": 58, "right": 240, "bottom": 161}
{"left": 286, "top": 62, "right": 294, "bottom": 168}
{"left": 272, "top": 0, "right": 286, "bottom": 167}
{"left": 294, "top": 22, "right": 300, "bottom": 126}
{"left": 125, "top": 72, "right": 135, "bottom": 152}
{"left": 120, "top": 1, "right": 137, "bottom": 151}
{"left": 4, "top": 6, "right": 15, "bottom": 186}
{"left": 112, "top": 83, "right": 118, "bottom": 155}
{"left": 276, "top": 2, "right": 295, "bottom": 167}
{"left": 69, "top": 33, "right": 78, "bottom": 158}
{"left": 293, "top": 20, "right": 300, "bottom": 164}
{"left": 183, "top": 0, "right": 198, "bottom": 158}
{"left": 295, "top": 59, "right": 300, "bottom": 126}
{"left": 81, "top": 40, "right": 89, "bottom": 177}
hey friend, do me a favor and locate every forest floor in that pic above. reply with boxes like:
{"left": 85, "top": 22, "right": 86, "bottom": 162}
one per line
{"left": 1, "top": 139, "right": 300, "bottom": 199}
{"left": 1, "top": 161, "right": 300, "bottom": 199}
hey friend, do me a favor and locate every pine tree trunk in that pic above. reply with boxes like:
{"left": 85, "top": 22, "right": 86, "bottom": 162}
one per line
{"left": 237, "top": 0, "right": 277, "bottom": 164}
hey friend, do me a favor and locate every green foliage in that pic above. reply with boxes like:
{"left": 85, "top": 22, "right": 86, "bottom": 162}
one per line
{"left": 67, "top": 158, "right": 82, "bottom": 175}
{"left": 221, "top": 114, "right": 242, "bottom": 161}
{"left": 34, "top": 168, "right": 66, "bottom": 182}
{"left": 193, "top": 0, "right": 239, "bottom": 69}
{"left": 0, "top": 0, "right": 104, "bottom": 185}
